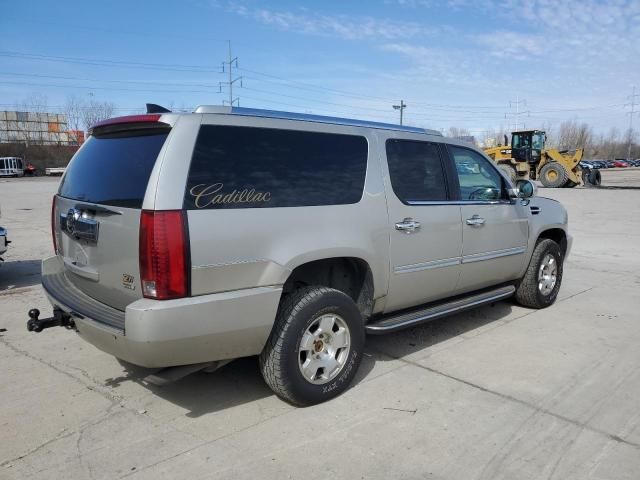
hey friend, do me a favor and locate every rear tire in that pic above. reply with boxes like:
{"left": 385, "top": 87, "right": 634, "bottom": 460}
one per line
{"left": 515, "top": 239, "right": 563, "bottom": 309}
{"left": 539, "top": 162, "right": 569, "bottom": 188}
{"left": 260, "top": 286, "right": 365, "bottom": 406}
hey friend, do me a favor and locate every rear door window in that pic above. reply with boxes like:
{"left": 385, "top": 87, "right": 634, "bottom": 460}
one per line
{"left": 184, "top": 125, "right": 368, "bottom": 209}
{"left": 385, "top": 139, "right": 449, "bottom": 202}
{"left": 58, "top": 132, "right": 168, "bottom": 208}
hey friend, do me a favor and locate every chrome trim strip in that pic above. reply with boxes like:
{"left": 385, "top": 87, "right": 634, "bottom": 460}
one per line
{"left": 406, "top": 200, "right": 514, "bottom": 206}
{"left": 462, "top": 246, "right": 527, "bottom": 264}
{"left": 394, "top": 257, "right": 461, "bottom": 274}
{"left": 193, "top": 259, "right": 270, "bottom": 269}
{"left": 366, "top": 285, "right": 516, "bottom": 333}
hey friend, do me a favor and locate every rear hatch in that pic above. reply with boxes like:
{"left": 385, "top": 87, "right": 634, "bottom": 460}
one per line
{"left": 54, "top": 116, "right": 171, "bottom": 311}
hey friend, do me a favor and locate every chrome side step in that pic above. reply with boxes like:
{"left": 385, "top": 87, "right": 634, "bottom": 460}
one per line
{"left": 365, "top": 285, "right": 515, "bottom": 334}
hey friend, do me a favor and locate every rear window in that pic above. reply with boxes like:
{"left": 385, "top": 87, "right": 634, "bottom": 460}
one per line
{"left": 184, "top": 125, "right": 368, "bottom": 209}
{"left": 59, "top": 131, "right": 168, "bottom": 208}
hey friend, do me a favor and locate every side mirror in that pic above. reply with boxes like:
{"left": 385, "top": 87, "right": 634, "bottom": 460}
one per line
{"left": 514, "top": 179, "right": 536, "bottom": 198}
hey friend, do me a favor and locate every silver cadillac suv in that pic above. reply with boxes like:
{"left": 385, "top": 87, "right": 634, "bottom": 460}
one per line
{"left": 30, "top": 105, "right": 572, "bottom": 406}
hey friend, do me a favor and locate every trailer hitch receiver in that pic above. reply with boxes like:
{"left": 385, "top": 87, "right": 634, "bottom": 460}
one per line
{"left": 27, "top": 308, "right": 76, "bottom": 333}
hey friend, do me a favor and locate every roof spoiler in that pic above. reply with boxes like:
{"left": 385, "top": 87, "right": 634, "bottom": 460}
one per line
{"left": 146, "top": 103, "right": 171, "bottom": 114}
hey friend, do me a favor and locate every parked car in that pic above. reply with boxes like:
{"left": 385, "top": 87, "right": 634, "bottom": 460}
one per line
{"left": 613, "top": 159, "right": 630, "bottom": 168}
{"left": 29, "top": 106, "right": 572, "bottom": 406}
{"left": 590, "top": 160, "right": 608, "bottom": 169}
{"left": 579, "top": 160, "right": 593, "bottom": 170}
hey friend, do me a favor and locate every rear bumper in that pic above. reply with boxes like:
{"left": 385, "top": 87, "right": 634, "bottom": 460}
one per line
{"left": 41, "top": 256, "right": 282, "bottom": 367}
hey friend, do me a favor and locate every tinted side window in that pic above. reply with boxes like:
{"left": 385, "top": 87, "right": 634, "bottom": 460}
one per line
{"left": 386, "top": 139, "right": 448, "bottom": 202}
{"left": 184, "top": 125, "right": 368, "bottom": 209}
{"left": 450, "top": 146, "right": 505, "bottom": 201}
{"left": 59, "top": 132, "right": 168, "bottom": 208}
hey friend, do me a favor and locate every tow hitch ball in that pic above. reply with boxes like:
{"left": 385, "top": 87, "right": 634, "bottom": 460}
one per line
{"left": 27, "top": 308, "right": 75, "bottom": 333}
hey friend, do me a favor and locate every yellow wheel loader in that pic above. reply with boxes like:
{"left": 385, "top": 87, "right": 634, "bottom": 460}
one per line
{"left": 483, "top": 130, "right": 585, "bottom": 188}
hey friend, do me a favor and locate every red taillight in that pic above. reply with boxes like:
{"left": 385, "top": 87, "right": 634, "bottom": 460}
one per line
{"left": 139, "top": 210, "right": 189, "bottom": 300}
{"left": 51, "top": 195, "right": 57, "bottom": 254}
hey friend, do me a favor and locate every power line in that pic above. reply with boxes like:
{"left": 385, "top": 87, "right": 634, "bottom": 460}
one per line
{"left": 218, "top": 41, "right": 242, "bottom": 106}
{"left": 0, "top": 50, "right": 221, "bottom": 73}
{"left": 0, "top": 72, "right": 221, "bottom": 89}
{"left": 0, "top": 80, "right": 224, "bottom": 95}
{"left": 393, "top": 100, "right": 407, "bottom": 125}
{"left": 505, "top": 96, "right": 528, "bottom": 130}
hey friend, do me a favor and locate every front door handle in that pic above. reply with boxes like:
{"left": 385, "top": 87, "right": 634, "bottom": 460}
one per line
{"left": 466, "top": 215, "right": 486, "bottom": 226}
{"left": 395, "top": 218, "right": 421, "bottom": 233}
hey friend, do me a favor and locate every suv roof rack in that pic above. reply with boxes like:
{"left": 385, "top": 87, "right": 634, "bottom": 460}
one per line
{"left": 193, "top": 105, "right": 441, "bottom": 136}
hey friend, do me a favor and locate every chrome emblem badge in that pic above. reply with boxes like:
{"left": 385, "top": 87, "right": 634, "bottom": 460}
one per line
{"left": 66, "top": 208, "right": 81, "bottom": 235}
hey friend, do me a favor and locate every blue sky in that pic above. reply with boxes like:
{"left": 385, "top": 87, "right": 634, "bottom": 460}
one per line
{"left": 1, "top": 0, "right": 639, "bottom": 136}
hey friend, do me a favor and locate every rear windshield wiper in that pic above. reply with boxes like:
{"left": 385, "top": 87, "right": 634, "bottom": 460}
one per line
{"left": 73, "top": 203, "right": 122, "bottom": 216}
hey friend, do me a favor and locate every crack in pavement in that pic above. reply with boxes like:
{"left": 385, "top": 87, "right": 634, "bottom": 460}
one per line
{"left": 0, "top": 336, "right": 123, "bottom": 405}
{"left": 119, "top": 408, "right": 296, "bottom": 479}
{"left": 377, "top": 352, "right": 640, "bottom": 451}
{"left": 0, "top": 429, "right": 76, "bottom": 467}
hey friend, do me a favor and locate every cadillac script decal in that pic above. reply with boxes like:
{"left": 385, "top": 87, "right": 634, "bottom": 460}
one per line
{"left": 189, "top": 183, "right": 272, "bottom": 209}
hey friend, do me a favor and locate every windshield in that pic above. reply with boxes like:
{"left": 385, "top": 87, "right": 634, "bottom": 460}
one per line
{"left": 532, "top": 133, "right": 544, "bottom": 150}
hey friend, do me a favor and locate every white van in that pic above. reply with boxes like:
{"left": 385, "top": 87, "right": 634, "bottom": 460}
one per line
{"left": 0, "top": 157, "right": 25, "bottom": 177}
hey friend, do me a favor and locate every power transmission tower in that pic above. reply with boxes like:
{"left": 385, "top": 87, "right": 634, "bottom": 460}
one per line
{"left": 505, "top": 96, "right": 528, "bottom": 131}
{"left": 393, "top": 100, "right": 407, "bottom": 125}
{"left": 219, "top": 41, "right": 242, "bottom": 106}
{"left": 626, "top": 86, "right": 640, "bottom": 161}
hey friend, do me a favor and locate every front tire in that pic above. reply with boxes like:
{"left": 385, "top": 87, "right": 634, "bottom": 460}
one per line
{"left": 515, "top": 239, "right": 563, "bottom": 309}
{"left": 260, "top": 286, "right": 364, "bottom": 406}
{"left": 539, "top": 162, "right": 569, "bottom": 188}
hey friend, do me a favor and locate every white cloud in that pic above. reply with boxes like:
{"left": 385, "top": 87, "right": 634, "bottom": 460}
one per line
{"left": 225, "top": 2, "right": 434, "bottom": 40}
{"left": 220, "top": 0, "right": 638, "bottom": 132}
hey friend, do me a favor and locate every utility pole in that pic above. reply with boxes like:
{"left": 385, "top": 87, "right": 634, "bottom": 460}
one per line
{"left": 219, "top": 41, "right": 242, "bottom": 106}
{"left": 626, "top": 86, "right": 639, "bottom": 161}
{"left": 505, "top": 96, "right": 528, "bottom": 131}
{"left": 393, "top": 100, "right": 407, "bottom": 125}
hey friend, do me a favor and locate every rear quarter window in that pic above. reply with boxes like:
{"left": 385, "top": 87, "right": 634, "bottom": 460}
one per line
{"left": 184, "top": 125, "right": 368, "bottom": 209}
{"left": 58, "top": 131, "right": 168, "bottom": 208}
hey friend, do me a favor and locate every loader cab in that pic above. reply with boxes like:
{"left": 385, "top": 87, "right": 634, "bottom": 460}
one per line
{"left": 511, "top": 130, "right": 545, "bottom": 163}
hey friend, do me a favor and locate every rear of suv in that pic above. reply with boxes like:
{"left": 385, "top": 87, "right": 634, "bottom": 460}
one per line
{"left": 32, "top": 105, "right": 572, "bottom": 406}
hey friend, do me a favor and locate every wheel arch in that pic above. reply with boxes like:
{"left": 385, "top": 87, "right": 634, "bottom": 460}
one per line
{"left": 281, "top": 256, "right": 375, "bottom": 320}
{"left": 537, "top": 228, "right": 568, "bottom": 257}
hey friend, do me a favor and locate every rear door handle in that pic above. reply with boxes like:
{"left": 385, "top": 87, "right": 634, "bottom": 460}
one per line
{"left": 466, "top": 215, "right": 486, "bottom": 226}
{"left": 395, "top": 218, "right": 421, "bottom": 233}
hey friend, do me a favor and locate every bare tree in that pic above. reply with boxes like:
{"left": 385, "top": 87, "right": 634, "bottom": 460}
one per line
{"left": 446, "top": 126, "right": 471, "bottom": 138}
{"left": 481, "top": 126, "right": 509, "bottom": 147}
{"left": 81, "top": 99, "right": 115, "bottom": 130}
{"left": 64, "top": 95, "right": 85, "bottom": 145}
{"left": 555, "top": 120, "right": 592, "bottom": 151}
